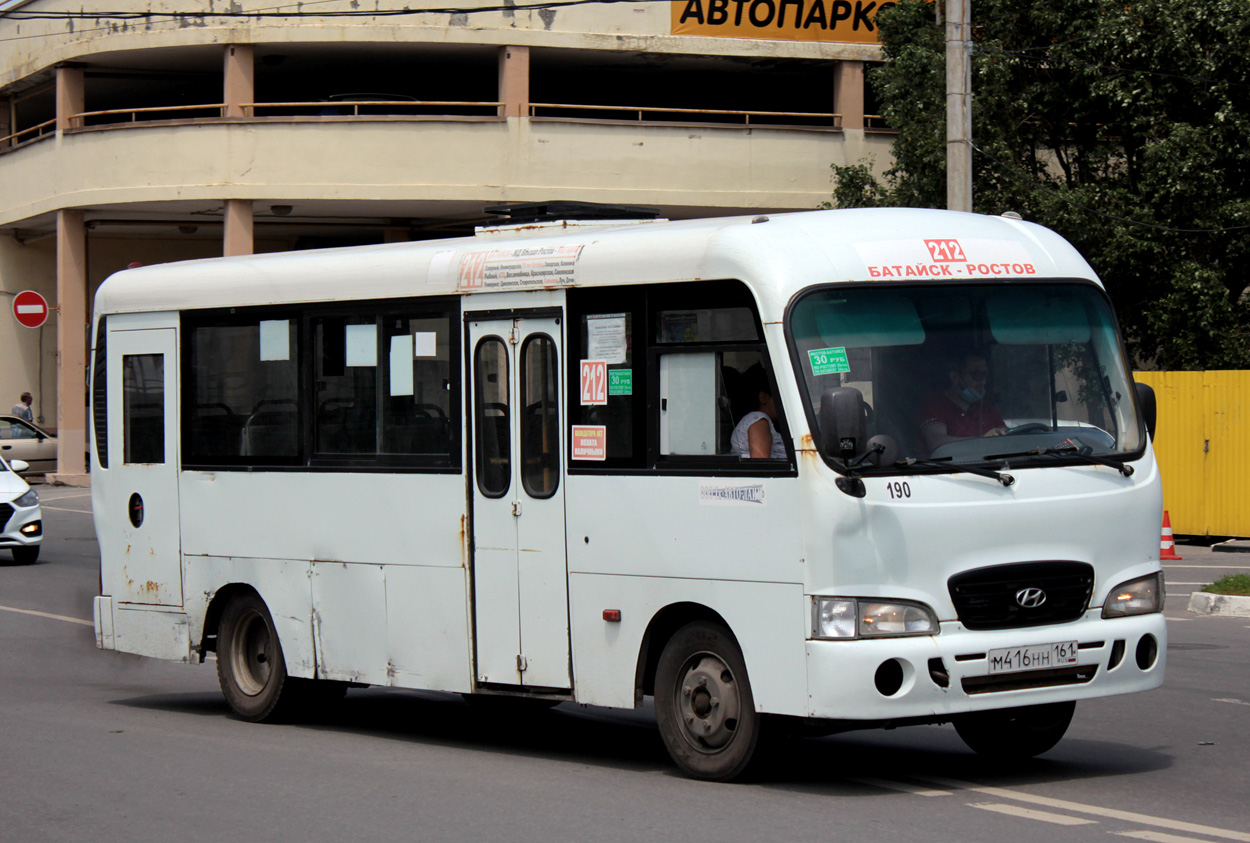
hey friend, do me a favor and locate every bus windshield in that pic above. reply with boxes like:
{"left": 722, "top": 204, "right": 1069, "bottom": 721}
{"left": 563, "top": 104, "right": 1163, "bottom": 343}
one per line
{"left": 789, "top": 281, "right": 1143, "bottom": 469}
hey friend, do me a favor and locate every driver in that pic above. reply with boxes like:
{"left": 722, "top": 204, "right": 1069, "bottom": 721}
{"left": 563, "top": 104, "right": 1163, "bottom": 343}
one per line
{"left": 918, "top": 351, "right": 1007, "bottom": 455}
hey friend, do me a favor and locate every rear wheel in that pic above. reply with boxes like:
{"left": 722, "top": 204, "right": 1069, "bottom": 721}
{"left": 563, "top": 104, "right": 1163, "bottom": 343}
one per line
{"left": 10, "top": 545, "right": 39, "bottom": 564}
{"left": 654, "top": 621, "right": 761, "bottom": 781}
{"left": 216, "top": 594, "right": 298, "bottom": 722}
{"left": 954, "top": 701, "right": 1075, "bottom": 759}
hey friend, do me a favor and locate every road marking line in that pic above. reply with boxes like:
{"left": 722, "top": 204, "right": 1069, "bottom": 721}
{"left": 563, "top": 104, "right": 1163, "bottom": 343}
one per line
{"left": 39, "top": 504, "right": 93, "bottom": 513}
{"left": 1112, "top": 831, "right": 1229, "bottom": 843}
{"left": 850, "top": 777, "right": 952, "bottom": 797}
{"left": 1164, "top": 617, "right": 1193, "bottom": 621}
{"left": 41, "top": 491, "right": 91, "bottom": 500}
{"left": 1213, "top": 698, "right": 1250, "bottom": 706}
{"left": 919, "top": 777, "right": 1250, "bottom": 842}
{"left": 970, "top": 802, "right": 1096, "bottom": 825}
{"left": 0, "top": 604, "right": 94, "bottom": 627}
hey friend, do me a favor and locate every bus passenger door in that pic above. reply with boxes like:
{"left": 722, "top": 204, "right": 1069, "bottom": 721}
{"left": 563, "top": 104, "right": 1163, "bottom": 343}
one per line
{"left": 468, "top": 312, "right": 571, "bottom": 690}
{"left": 104, "top": 327, "right": 182, "bottom": 607}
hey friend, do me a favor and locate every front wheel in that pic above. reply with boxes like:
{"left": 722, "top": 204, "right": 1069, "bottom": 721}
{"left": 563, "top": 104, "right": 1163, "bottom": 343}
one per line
{"left": 10, "top": 545, "right": 39, "bottom": 564}
{"left": 654, "top": 621, "right": 761, "bottom": 781}
{"left": 217, "top": 593, "right": 297, "bottom": 722}
{"left": 954, "top": 701, "right": 1075, "bottom": 759}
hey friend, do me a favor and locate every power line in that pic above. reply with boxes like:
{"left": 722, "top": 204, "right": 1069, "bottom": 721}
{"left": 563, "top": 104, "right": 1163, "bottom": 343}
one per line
{"left": 5, "top": 0, "right": 659, "bottom": 21}
{"left": 0, "top": 0, "right": 663, "bottom": 42}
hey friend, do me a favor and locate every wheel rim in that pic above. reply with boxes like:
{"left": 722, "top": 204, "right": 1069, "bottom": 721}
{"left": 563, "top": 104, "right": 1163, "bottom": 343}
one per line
{"left": 229, "top": 608, "right": 273, "bottom": 697}
{"left": 675, "top": 651, "right": 742, "bottom": 752}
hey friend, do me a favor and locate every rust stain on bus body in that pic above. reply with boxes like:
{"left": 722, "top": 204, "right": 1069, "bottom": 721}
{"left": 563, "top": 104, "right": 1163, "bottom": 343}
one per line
{"left": 460, "top": 514, "right": 467, "bottom": 568}
{"left": 799, "top": 434, "right": 822, "bottom": 469}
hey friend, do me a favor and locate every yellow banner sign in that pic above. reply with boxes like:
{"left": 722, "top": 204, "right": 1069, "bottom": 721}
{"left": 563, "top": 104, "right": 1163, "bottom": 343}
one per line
{"left": 671, "top": 0, "right": 895, "bottom": 44}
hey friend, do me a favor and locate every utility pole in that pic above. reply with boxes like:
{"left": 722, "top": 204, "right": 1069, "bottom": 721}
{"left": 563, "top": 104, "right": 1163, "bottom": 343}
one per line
{"left": 946, "top": 0, "right": 972, "bottom": 212}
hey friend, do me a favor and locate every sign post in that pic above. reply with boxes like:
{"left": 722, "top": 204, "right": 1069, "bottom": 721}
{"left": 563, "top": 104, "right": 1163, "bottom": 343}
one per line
{"left": 12, "top": 290, "right": 49, "bottom": 329}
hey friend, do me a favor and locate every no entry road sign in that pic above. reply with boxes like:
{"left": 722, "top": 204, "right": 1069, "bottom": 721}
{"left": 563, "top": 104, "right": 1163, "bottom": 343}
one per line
{"left": 12, "top": 290, "right": 49, "bottom": 329}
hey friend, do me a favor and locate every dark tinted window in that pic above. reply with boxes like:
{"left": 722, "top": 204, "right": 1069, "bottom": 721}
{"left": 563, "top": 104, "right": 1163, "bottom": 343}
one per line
{"left": 521, "top": 334, "right": 559, "bottom": 498}
{"left": 123, "top": 354, "right": 165, "bottom": 464}
{"left": 474, "top": 337, "right": 511, "bottom": 496}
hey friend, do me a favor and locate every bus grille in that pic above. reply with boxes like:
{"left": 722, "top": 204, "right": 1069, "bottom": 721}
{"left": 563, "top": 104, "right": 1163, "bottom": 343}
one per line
{"left": 948, "top": 561, "right": 1095, "bottom": 630}
{"left": 961, "top": 664, "right": 1097, "bottom": 694}
{"left": 0, "top": 503, "right": 12, "bottom": 530}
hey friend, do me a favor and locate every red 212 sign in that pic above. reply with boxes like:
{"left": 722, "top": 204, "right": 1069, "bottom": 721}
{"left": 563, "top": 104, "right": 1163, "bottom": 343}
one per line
{"left": 580, "top": 360, "right": 608, "bottom": 405}
{"left": 924, "top": 239, "right": 967, "bottom": 262}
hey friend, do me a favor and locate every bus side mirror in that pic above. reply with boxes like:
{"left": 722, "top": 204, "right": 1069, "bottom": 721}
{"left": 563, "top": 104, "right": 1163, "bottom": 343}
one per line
{"left": 819, "top": 387, "right": 867, "bottom": 463}
{"left": 1134, "top": 381, "right": 1157, "bottom": 439}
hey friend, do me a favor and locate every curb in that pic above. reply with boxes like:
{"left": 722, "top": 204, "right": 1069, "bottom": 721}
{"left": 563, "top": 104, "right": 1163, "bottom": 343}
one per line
{"left": 1187, "top": 591, "right": 1250, "bottom": 618}
{"left": 1212, "top": 539, "right": 1250, "bottom": 554}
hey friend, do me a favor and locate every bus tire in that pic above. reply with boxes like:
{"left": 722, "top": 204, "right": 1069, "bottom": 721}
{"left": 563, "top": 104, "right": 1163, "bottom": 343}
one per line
{"left": 954, "top": 700, "right": 1075, "bottom": 759}
{"left": 216, "top": 593, "right": 296, "bottom": 723}
{"left": 654, "top": 621, "right": 760, "bottom": 781}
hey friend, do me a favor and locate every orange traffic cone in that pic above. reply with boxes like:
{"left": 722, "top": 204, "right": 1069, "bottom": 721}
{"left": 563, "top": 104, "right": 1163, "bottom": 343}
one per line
{"left": 1160, "top": 511, "right": 1182, "bottom": 561}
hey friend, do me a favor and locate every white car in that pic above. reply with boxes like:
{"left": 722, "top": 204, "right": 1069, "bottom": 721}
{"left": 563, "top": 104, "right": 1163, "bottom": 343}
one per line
{"left": 0, "top": 456, "right": 42, "bottom": 563}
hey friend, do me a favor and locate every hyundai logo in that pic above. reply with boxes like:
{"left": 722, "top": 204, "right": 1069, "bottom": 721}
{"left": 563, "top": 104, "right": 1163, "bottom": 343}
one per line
{"left": 1016, "top": 587, "right": 1047, "bottom": 608}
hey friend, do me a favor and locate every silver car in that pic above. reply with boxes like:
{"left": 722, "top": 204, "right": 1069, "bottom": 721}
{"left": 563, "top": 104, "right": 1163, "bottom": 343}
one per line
{"left": 0, "top": 414, "right": 57, "bottom": 476}
{"left": 0, "top": 456, "right": 42, "bottom": 563}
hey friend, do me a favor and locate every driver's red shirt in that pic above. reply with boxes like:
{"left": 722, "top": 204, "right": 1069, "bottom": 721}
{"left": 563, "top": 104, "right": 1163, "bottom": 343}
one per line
{"left": 918, "top": 392, "right": 1005, "bottom": 439}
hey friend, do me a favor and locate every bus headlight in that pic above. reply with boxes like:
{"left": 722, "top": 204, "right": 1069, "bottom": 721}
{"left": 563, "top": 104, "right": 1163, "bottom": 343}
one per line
{"left": 1102, "top": 573, "right": 1164, "bottom": 618}
{"left": 812, "top": 597, "right": 939, "bottom": 639}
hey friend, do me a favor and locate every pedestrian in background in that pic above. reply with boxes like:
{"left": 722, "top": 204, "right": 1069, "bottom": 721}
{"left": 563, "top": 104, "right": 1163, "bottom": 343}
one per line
{"left": 11, "top": 392, "right": 33, "bottom": 421}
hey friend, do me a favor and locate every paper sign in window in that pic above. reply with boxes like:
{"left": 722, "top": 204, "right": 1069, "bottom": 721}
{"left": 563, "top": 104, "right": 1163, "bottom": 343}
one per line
{"left": 259, "top": 320, "right": 290, "bottom": 361}
{"left": 346, "top": 324, "right": 377, "bottom": 367}
{"left": 389, "top": 335, "right": 414, "bottom": 396}
{"left": 587, "top": 314, "right": 627, "bottom": 364}
{"left": 414, "top": 331, "right": 438, "bottom": 358}
{"left": 571, "top": 425, "right": 606, "bottom": 460}
{"left": 580, "top": 360, "right": 608, "bottom": 405}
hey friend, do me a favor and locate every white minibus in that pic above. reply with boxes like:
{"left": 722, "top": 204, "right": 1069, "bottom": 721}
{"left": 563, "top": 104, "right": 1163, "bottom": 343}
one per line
{"left": 92, "top": 207, "right": 1165, "bottom": 780}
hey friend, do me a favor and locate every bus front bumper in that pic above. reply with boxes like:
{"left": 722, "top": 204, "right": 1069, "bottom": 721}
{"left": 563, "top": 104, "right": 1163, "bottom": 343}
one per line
{"left": 804, "top": 611, "right": 1165, "bottom": 720}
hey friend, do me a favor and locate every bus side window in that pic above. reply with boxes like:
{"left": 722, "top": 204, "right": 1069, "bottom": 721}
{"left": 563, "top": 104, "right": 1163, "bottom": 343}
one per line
{"left": 659, "top": 352, "right": 720, "bottom": 456}
{"left": 123, "top": 354, "right": 165, "bottom": 464}
{"left": 474, "top": 337, "right": 511, "bottom": 497}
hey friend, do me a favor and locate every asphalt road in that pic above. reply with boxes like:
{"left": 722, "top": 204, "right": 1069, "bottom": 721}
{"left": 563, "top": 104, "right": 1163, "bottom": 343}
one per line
{"left": 2, "top": 487, "right": 1248, "bottom": 843}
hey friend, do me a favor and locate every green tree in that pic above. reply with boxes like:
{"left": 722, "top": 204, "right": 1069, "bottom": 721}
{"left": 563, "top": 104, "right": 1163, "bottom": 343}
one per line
{"left": 833, "top": 0, "right": 1250, "bottom": 370}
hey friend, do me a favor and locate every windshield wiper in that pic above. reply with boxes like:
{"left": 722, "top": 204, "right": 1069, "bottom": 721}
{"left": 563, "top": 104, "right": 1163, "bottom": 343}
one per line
{"left": 983, "top": 445, "right": 1135, "bottom": 477}
{"left": 894, "top": 456, "right": 1015, "bottom": 487}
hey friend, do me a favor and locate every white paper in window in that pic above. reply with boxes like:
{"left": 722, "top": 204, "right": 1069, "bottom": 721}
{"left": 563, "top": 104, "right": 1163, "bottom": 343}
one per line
{"left": 414, "top": 331, "right": 438, "bottom": 358}
{"left": 346, "top": 324, "right": 377, "bottom": 367}
{"left": 587, "top": 314, "right": 627, "bottom": 364}
{"left": 259, "top": 320, "right": 290, "bottom": 362}
{"left": 389, "top": 335, "right": 414, "bottom": 396}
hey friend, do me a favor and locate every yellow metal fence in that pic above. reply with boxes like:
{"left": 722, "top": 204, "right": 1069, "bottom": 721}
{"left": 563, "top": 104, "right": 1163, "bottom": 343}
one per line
{"left": 1134, "top": 371, "right": 1250, "bottom": 537}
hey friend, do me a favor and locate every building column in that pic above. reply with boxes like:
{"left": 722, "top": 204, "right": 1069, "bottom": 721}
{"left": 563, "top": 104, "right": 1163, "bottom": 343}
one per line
{"left": 224, "top": 44, "right": 254, "bottom": 118}
{"left": 52, "top": 209, "right": 89, "bottom": 486}
{"left": 223, "top": 199, "right": 254, "bottom": 256}
{"left": 834, "top": 61, "right": 865, "bottom": 131}
{"left": 498, "top": 46, "right": 530, "bottom": 119}
{"left": 56, "top": 64, "right": 85, "bottom": 132}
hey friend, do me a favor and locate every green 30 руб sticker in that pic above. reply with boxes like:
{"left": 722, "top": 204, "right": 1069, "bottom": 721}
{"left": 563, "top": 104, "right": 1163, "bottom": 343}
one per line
{"left": 808, "top": 347, "right": 850, "bottom": 376}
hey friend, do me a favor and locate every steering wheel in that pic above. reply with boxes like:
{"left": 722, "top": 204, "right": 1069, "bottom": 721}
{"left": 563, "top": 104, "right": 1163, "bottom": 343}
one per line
{"left": 1006, "top": 422, "right": 1050, "bottom": 435}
